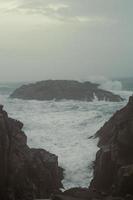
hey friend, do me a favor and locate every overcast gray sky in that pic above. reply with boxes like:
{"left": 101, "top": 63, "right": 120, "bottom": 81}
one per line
{"left": 0, "top": 0, "right": 132, "bottom": 82}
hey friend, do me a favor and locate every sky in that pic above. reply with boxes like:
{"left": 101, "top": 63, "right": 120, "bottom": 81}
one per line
{"left": 0, "top": 0, "right": 132, "bottom": 82}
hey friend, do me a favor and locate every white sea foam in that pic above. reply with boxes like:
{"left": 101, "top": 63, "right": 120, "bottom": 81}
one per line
{"left": 0, "top": 84, "right": 132, "bottom": 189}
{"left": 86, "top": 75, "right": 122, "bottom": 91}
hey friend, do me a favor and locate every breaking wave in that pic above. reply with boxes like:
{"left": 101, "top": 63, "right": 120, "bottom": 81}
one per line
{"left": 86, "top": 75, "right": 122, "bottom": 91}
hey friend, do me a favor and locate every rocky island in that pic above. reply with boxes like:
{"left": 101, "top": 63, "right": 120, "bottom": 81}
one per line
{"left": 10, "top": 80, "right": 123, "bottom": 102}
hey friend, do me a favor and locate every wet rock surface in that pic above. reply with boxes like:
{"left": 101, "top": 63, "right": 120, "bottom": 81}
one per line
{"left": 10, "top": 80, "right": 123, "bottom": 102}
{"left": 0, "top": 105, "right": 62, "bottom": 200}
{"left": 89, "top": 96, "right": 133, "bottom": 199}
{"left": 52, "top": 96, "right": 133, "bottom": 200}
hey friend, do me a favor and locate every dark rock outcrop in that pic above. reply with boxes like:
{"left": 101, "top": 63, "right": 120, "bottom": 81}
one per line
{"left": 0, "top": 105, "right": 62, "bottom": 200}
{"left": 54, "top": 188, "right": 102, "bottom": 200}
{"left": 10, "top": 80, "right": 123, "bottom": 102}
{"left": 51, "top": 188, "right": 125, "bottom": 200}
{"left": 90, "top": 96, "right": 133, "bottom": 198}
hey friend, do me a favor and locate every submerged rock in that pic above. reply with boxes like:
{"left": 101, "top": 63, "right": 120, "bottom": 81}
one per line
{"left": 10, "top": 80, "right": 123, "bottom": 102}
{"left": 0, "top": 105, "right": 62, "bottom": 200}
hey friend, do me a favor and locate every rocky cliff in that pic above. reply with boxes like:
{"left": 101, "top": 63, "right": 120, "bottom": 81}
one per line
{"left": 10, "top": 80, "right": 123, "bottom": 102}
{"left": 0, "top": 105, "right": 62, "bottom": 200}
{"left": 90, "top": 96, "right": 133, "bottom": 198}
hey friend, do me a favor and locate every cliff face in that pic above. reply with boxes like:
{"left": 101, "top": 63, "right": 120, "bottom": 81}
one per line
{"left": 0, "top": 105, "right": 62, "bottom": 200}
{"left": 10, "top": 80, "right": 123, "bottom": 102}
{"left": 90, "top": 96, "right": 133, "bottom": 198}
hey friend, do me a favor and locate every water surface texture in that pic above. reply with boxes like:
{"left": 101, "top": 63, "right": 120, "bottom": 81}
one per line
{"left": 0, "top": 81, "right": 131, "bottom": 189}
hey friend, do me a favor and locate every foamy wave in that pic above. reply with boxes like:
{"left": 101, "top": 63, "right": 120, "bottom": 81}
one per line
{"left": 85, "top": 75, "right": 122, "bottom": 91}
{"left": 100, "top": 80, "right": 122, "bottom": 91}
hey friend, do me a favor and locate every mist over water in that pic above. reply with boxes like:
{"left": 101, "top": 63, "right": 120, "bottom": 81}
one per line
{"left": 0, "top": 78, "right": 132, "bottom": 189}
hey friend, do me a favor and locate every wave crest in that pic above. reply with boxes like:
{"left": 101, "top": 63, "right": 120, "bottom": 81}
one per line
{"left": 86, "top": 76, "right": 122, "bottom": 91}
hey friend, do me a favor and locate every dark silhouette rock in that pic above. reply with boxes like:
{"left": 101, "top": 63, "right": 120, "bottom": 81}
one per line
{"left": 62, "top": 187, "right": 102, "bottom": 200}
{"left": 52, "top": 194, "right": 87, "bottom": 200}
{"left": 10, "top": 80, "right": 123, "bottom": 102}
{"left": 0, "top": 106, "right": 62, "bottom": 200}
{"left": 90, "top": 96, "right": 133, "bottom": 198}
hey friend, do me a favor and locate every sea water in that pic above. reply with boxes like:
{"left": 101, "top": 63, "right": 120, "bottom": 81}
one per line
{"left": 0, "top": 80, "right": 132, "bottom": 189}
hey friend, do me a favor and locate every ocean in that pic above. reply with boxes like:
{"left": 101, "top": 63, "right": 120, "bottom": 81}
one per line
{"left": 0, "top": 79, "right": 132, "bottom": 190}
